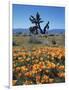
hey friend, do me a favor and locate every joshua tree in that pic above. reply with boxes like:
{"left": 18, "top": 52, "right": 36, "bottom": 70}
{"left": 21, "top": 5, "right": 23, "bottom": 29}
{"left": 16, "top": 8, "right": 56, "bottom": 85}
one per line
{"left": 29, "top": 12, "right": 43, "bottom": 34}
{"left": 43, "top": 21, "right": 49, "bottom": 34}
{"left": 29, "top": 12, "right": 49, "bottom": 34}
{"left": 29, "top": 25, "right": 38, "bottom": 35}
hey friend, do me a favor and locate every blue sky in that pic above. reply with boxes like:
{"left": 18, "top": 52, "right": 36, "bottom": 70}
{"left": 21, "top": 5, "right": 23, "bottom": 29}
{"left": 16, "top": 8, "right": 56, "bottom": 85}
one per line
{"left": 12, "top": 4, "right": 65, "bottom": 29}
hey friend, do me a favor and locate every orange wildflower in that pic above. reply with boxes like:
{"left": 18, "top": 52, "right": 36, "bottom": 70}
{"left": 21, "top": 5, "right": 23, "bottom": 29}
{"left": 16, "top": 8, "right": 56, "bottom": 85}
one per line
{"left": 58, "top": 65, "right": 65, "bottom": 70}
{"left": 49, "top": 78, "right": 54, "bottom": 83}
{"left": 57, "top": 72, "right": 65, "bottom": 78}
{"left": 36, "top": 75, "right": 40, "bottom": 81}
{"left": 20, "top": 66, "right": 28, "bottom": 72}
{"left": 25, "top": 71, "right": 32, "bottom": 77}
{"left": 15, "top": 67, "right": 20, "bottom": 72}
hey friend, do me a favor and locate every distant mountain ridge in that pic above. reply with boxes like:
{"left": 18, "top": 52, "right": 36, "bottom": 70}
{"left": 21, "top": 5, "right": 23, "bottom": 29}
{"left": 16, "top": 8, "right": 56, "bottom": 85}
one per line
{"left": 48, "top": 29, "right": 65, "bottom": 35}
{"left": 13, "top": 28, "right": 29, "bottom": 34}
{"left": 13, "top": 28, "right": 65, "bottom": 35}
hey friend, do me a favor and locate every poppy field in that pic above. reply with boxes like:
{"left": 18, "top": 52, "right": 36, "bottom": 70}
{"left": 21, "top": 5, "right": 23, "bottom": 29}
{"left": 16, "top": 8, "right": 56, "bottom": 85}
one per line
{"left": 12, "top": 46, "right": 65, "bottom": 85}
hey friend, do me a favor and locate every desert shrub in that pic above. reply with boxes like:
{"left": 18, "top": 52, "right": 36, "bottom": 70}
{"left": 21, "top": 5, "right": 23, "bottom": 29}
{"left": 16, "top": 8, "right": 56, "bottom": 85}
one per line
{"left": 13, "top": 41, "right": 17, "bottom": 46}
{"left": 52, "top": 40, "right": 56, "bottom": 45}
{"left": 29, "top": 39, "right": 42, "bottom": 44}
{"left": 13, "top": 41, "right": 19, "bottom": 46}
{"left": 17, "top": 32, "right": 22, "bottom": 35}
{"left": 15, "top": 32, "right": 23, "bottom": 37}
{"left": 29, "top": 35, "right": 42, "bottom": 44}
{"left": 49, "top": 34, "right": 55, "bottom": 36}
{"left": 44, "top": 35, "right": 48, "bottom": 38}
